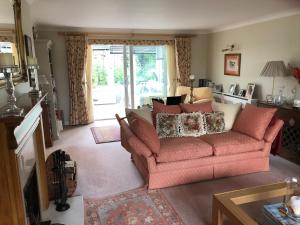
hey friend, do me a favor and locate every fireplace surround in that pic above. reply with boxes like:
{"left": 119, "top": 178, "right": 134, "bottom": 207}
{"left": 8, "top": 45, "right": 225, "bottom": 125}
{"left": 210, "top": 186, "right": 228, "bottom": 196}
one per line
{"left": 0, "top": 94, "right": 49, "bottom": 225}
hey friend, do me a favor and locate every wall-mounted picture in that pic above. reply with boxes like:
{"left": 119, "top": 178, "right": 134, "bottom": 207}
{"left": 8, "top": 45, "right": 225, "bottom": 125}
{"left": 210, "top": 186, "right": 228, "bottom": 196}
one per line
{"left": 24, "top": 35, "right": 33, "bottom": 57}
{"left": 228, "top": 84, "right": 237, "bottom": 95}
{"left": 224, "top": 53, "right": 241, "bottom": 76}
{"left": 245, "top": 83, "right": 255, "bottom": 99}
{"left": 238, "top": 89, "right": 246, "bottom": 97}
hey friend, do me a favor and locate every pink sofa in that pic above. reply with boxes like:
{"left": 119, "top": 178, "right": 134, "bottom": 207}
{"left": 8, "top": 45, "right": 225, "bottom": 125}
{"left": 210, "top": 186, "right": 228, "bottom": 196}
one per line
{"left": 116, "top": 114, "right": 284, "bottom": 189}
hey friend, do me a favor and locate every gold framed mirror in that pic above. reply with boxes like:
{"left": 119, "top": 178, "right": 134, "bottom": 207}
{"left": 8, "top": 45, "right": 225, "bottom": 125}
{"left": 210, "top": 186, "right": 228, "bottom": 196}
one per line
{"left": 0, "top": 0, "right": 28, "bottom": 87}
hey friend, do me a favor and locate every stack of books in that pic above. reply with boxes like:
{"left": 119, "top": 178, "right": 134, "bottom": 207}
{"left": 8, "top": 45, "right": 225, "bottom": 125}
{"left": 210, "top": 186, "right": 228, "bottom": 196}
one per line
{"left": 263, "top": 203, "right": 299, "bottom": 225}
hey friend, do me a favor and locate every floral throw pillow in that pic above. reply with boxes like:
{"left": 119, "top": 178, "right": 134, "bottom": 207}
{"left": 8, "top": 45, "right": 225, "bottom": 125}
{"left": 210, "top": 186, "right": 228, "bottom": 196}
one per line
{"left": 179, "top": 112, "right": 206, "bottom": 137}
{"left": 204, "top": 111, "right": 225, "bottom": 134}
{"left": 156, "top": 113, "right": 181, "bottom": 138}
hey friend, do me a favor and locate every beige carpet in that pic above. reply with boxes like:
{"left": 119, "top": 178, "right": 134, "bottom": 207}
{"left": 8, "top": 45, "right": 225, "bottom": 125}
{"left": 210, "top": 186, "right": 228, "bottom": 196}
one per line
{"left": 47, "top": 121, "right": 300, "bottom": 225}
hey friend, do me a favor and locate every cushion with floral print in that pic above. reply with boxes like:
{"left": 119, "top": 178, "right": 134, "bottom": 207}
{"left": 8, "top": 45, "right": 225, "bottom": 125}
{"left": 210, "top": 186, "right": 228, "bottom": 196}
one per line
{"left": 204, "top": 111, "right": 226, "bottom": 134}
{"left": 156, "top": 113, "right": 181, "bottom": 138}
{"left": 179, "top": 112, "right": 206, "bottom": 137}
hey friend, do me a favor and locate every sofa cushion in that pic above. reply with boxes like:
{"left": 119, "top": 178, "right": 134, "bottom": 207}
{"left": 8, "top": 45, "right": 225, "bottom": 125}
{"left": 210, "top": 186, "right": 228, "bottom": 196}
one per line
{"left": 153, "top": 100, "right": 182, "bottom": 114}
{"left": 204, "top": 111, "right": 225, "bottom": 134}
{"left": 125, "top": 107, "right": 153, "bottom": 126}
{"left": 212, "top": 102, "right": 242, "bottom": 130}
{"left": 200, "top": 131, "right": 265, "bottom": 156}
{"left": 180, "top": 101, "right": 213, "bottom": 113}
{"left": 156, "top": 113, "right": 181, "bottom": 138}
{"left": 179, "top": 112, "right": 206, "bottom": 137}
{"left": 175, "top": 86, "right": 213, "bottom": 101}
{"left": 130, "top": 112, "right": 160, "bottom": 154}
{"left": 232, "top": 104, "right": 277, "bottom": 140}
{"left": 156, "top": 137, "right": 213, "bottom": 163}
{"left": 152, "top": 101, "right": 182, "bottom": 126}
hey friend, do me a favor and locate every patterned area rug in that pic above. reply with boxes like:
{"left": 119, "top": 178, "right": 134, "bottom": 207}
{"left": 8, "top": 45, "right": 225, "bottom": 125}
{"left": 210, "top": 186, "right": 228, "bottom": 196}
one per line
{"left": 84, "top": 188, "right": 186, "bottom": 225}
{"left": 90, "top": 126, "right": 120, "bottom": 144}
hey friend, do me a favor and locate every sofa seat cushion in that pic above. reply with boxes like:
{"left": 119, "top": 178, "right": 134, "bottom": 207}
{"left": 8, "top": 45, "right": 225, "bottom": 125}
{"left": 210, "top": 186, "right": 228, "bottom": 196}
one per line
{"left": 200, "top": 131, "right": 264, "bottom": 156}
{"left": 156, "top": 137, "right": 213, "bottom": 163}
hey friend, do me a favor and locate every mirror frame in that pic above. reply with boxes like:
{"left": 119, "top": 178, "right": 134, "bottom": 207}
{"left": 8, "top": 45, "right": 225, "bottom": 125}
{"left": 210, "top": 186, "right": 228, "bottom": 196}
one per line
{"left": 0, "top": 0, "right": 28, "bottom": 87}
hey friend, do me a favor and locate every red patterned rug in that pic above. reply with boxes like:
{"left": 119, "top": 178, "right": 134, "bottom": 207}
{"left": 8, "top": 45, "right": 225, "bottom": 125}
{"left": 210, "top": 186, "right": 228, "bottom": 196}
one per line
{"left": 90, "top": 126, "right": 120, "bottom": 144}
{"left": 84, "top": 188, "right": 186, "bottom": 225}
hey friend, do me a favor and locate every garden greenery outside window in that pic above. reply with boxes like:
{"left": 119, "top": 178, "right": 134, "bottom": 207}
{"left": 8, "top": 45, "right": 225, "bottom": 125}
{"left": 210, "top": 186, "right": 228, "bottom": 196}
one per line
{"left": 91, "top": 44, "right": 168, "bottom": 109}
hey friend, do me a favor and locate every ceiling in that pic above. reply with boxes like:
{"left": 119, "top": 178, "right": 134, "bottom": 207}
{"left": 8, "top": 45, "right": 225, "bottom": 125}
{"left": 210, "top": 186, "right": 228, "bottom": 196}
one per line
{"left": 2, "top": 0, "right": 300, "bottom": 33}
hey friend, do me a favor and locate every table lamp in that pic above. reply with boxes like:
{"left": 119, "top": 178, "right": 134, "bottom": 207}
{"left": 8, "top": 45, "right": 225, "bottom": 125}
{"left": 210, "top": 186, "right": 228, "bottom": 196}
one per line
{"left": 0, "top": 53, "right": 23, "bottom": 117}
{"left": 260, "top": 61, "right": 287, "bottom": 103}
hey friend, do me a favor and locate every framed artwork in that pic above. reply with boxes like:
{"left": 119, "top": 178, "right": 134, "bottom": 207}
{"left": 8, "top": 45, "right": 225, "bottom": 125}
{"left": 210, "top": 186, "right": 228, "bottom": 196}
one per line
{"left": 228, "top": 84, "right": 236, "bottom": 95}
{"left": 24, "top": 35, "right": 33, "bottom": 57}
{"left": 224, "top": 53, "right": 241, "bottom": 76}
{"left": 245, "top": 83, "right": 255, "bottom": 99}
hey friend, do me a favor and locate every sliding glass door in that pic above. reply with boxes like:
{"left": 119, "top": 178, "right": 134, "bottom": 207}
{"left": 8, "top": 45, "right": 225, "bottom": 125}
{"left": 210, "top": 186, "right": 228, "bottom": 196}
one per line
{"left": 91, "top": 44, "right": 168, "bottom": 120}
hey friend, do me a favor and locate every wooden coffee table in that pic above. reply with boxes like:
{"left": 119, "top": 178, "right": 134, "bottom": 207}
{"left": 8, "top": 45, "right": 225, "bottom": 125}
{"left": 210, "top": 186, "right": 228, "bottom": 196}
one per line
{"left": 212, "top": 182, "right": 292, "bottom": 225}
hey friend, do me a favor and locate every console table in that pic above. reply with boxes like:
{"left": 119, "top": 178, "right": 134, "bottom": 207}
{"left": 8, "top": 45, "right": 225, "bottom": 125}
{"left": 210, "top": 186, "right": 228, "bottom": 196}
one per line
{"left": 213, "top": 91, "right": 257, "bottom": 106}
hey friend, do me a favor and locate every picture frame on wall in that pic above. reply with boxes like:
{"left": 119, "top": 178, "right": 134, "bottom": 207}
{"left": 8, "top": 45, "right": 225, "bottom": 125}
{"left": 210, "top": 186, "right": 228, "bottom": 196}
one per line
{"left": 224, "top": 53, "right": 241, "bottom": 76}
{"left": 245, "top": 83, "right": 255, "bottom": 99}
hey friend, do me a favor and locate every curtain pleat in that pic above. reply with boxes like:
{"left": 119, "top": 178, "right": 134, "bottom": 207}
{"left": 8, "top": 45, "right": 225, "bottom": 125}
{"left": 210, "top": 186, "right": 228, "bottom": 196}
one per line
{"left": 85, "top": 45, "right": 94, "bottom": 123}
{"left": 65, "top": 34, "right": 89, "bottom": 125}
{"left": 175, "top": 37, "right": 192, "bottom": 87}
{"left": 166, "top": 45, "right": 177, "bottom": 96}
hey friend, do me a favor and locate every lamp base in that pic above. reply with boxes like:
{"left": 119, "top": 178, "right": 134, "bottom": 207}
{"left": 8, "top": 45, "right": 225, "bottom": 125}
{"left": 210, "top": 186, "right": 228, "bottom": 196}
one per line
{"left": 0, "top": 104, "right": 24, "bottom": 118}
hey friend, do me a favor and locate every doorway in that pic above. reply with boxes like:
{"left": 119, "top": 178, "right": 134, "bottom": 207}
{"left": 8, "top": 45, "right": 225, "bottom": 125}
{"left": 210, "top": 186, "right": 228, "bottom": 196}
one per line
{"left": 91, "top": 44, "right": 168, "bottom": 120}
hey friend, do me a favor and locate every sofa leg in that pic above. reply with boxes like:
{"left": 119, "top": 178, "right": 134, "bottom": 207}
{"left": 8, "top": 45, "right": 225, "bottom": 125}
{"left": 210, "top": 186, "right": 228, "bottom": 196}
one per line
{"left": 143, "top": 183, "right": 149, "bottom": 189}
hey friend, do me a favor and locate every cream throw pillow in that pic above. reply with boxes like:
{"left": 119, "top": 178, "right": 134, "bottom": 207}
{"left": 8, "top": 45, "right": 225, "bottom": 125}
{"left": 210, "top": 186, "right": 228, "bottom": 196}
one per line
{"left": 125, "top": 107, "right": 153, "bottom": 125}
{"left": 212, "top": 102, "right": 242, "bottom": 130}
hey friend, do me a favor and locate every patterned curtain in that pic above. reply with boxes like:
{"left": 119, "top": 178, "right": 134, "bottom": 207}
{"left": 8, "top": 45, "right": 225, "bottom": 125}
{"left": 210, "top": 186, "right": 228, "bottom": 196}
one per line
{"left": 65, "top": 34, "right": 89, "bottom": 125}
{"left": 88, "top": 38, "right": 174, "bottom": 46}
{"left": 175, "top": 37, "right": 191, "bottom": 86}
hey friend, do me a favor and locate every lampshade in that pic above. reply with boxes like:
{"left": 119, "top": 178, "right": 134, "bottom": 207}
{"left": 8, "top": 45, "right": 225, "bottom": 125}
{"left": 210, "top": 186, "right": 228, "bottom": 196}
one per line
{"left": 0, "top": 53, "right": 15, "bottom": 68}
{"left": 260, "top": 61, "right": 287, "bottom": 77}
{"left": 27, "top": 56, "right": 38, "bottom": 67}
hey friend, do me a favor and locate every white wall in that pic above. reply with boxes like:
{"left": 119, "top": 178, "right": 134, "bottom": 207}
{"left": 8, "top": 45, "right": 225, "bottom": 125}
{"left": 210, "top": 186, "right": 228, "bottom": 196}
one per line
{"left": 191, "top": 34, "right": 209, "bottom": 82}
{"left": 207, "top": 14, "right": 300, "bottom": 100}
{"left": 37, "top": 31, "right": 70, "bottom": 124}
{"left": 0, "top": 0, "right": 34, "bottom": 108}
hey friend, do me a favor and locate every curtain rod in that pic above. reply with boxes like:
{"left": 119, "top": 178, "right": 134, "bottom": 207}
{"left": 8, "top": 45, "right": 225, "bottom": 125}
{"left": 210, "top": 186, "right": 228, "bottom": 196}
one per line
{"left": 58, "top": 31, "right": 196, "bottom": 39}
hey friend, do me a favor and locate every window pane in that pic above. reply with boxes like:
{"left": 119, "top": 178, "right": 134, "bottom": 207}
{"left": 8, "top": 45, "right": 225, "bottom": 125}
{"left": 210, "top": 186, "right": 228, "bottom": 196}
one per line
{"left": 133, "top": 45, "right": 168, "bottom": 106}
{"left": 0, "top": 42, "right": 13, "bottom": 79}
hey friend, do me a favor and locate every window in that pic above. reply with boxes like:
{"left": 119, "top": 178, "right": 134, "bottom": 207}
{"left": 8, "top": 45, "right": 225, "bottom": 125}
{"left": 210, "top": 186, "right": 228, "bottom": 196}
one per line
{"left": 0, "top": 42, "right": 13, "bottom": 79}
{"left": 91, "top": 44, "right": 168, "bottom": 120}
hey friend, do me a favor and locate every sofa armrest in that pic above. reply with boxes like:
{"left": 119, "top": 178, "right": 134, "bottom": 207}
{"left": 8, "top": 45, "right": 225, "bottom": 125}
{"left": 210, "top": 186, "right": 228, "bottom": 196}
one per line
{"left": 127, "top": 136, "right": 153, "bottom": 158}
{"left": 264, "top": 118, "right": 284, "bottom": 143}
